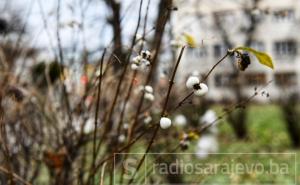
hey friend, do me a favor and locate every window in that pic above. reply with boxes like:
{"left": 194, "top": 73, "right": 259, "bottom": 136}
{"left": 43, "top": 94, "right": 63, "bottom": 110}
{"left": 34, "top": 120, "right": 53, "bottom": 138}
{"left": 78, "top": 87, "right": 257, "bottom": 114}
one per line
{"left": 186, "top": 47, "right": 194, "bottom": 56}
{"left": 214, "top": 73, "right": 236, "bottom": 87}
{"left": 213, "top": 44, "right": 227, "bottom": 58}
{"left": 274, "top": 41, "right": 297, "bottom": 56}
{"left": 186, "top": 47, "right": 208, "bottom": 58}
{"left": 215, "top": 11, "right": 235, "bottom": 25}
{"left": 273, "top": 9, "right": 295, "bottom": 22}
{"left": 244, "top": 73, "right": 267, "bottom": 86}
{"left": 198, "top": 47, "right": 208, "bottom": 58}
{"left": 250, "top": 41, "right": 265, "bottom": 51}
{"left": 275, "top": 72, "right": 297, "bottom": 86}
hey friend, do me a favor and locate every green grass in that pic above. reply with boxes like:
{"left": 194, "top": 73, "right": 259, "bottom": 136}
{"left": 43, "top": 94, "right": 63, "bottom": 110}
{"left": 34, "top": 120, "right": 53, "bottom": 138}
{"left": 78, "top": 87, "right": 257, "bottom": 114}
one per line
{"left": 185, "top": 104, "right": 299, "bottom": 184}
{"left": 129, "top": 104, "right": 300, "bottom": 184}
{"left": 217, "top": 104, "right": 292, "bottom": 151}
{"left": 96, "top": 105, "right": 300, "bottom": 184}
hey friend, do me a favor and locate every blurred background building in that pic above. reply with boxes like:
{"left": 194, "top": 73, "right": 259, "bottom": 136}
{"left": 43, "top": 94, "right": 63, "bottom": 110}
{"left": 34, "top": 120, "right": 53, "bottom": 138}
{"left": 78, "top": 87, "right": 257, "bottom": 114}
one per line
{"left": 173, "top": 0, "right": 300, "bottom": 101}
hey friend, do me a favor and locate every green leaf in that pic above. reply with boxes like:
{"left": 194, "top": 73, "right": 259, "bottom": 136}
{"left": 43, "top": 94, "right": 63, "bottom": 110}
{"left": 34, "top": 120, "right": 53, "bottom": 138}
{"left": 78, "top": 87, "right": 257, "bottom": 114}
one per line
{"left": 234, "top": 46, "right": 274, "bottom": 69}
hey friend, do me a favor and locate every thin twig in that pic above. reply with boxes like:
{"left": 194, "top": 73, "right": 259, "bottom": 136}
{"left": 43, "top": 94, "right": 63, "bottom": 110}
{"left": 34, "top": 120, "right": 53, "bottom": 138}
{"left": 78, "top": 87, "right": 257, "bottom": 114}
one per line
{"left": 87, "top": 124, "right": 155, "bottom": 180}
{"left": 173, "top": 52, "right": 230, "bottom": 111}
{"left": 56, "top": 0, "right": 72, "bottom": 125}
{"left": 201, "top": 52, "right": 230, "bottom": 83}
{"left": 92, "top": 49, "right": 106, "bottom": 184}
{"left": 0, "top": 166, "right": 32, "bottom": 185}
{"left": 118, "top": 1, "right": 151, "bottom": 181}
{"left": 95, "top": 0, "right": 144, "bottom": 154}
{"left": 127, "top": 46, "right": 186, "bottom": 185}
{"left": 99, "top": 162, "right": 107, "bottom": 185}
{"left": 199, "top": 80, "right": 273, "bottom": 134}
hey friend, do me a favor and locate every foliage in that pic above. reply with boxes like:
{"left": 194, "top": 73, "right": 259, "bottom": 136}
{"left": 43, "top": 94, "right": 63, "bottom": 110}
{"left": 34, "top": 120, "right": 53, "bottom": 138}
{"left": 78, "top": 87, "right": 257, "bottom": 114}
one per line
{"left": 234, "top": 46, "right": 274, "bottom": 69}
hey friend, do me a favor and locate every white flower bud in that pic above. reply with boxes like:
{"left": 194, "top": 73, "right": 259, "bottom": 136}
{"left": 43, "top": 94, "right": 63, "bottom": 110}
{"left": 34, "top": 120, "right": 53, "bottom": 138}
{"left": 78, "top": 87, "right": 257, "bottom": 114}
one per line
{"left": 160, "top": 117, "right": 172, "bottom": 129}
{"left": 194, "top": 83, "right": 208, "bottom": 96}
{"left": 144, "top": 92, "right": 155, "bottom": 102}
{"left": 144, "top": 85, "right": 153, "bottom": 94}
{"left": 186, "top": 76, "right": 200, "bottom": 89}
{"left": 131, "top": 63, "right": 139, "bottom": 70}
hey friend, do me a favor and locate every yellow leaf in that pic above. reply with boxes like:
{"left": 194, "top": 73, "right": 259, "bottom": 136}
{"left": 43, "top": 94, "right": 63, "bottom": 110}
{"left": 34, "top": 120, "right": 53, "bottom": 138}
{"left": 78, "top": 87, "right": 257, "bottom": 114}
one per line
{"left": 234, "top": 46, "right": 274, "bottom": 69}
{"left": 187, "top": 131, "right": 199, "bottom": 140}
{"left": 183, "top": 33, "right": 196, "bottom": 47}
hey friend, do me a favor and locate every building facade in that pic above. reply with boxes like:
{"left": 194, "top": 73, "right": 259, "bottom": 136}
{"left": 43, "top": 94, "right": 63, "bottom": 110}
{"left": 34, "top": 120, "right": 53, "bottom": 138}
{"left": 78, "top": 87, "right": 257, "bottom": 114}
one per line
{"left": 173, "top": 0, "right": 300, "bottom": 101}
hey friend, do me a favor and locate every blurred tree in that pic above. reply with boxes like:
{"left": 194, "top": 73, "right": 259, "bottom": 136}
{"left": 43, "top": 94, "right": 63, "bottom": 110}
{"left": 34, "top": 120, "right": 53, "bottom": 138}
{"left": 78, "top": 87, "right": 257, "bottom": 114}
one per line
{"left": 212, "top": 0, "right": 261, "bottom": 139}
{"left": 280, "top": 93, "right": 300, "bottom": 147}
{"left": 0, "top": 2, "right": 39, "bottom": 184}
{"left": 104, "top": 0, "right": 125, "bottom": 69}
{"left": 0, "top": 18, "right": 8, "bottom": 34}
{"left": 31, "top": 61, "right": 62, "bottom": 88}
{"left": 0, "top": 4, "right": 37, "bottom": 70}
{"left": 149, "top": 0, "right": 173, "bottom": 84}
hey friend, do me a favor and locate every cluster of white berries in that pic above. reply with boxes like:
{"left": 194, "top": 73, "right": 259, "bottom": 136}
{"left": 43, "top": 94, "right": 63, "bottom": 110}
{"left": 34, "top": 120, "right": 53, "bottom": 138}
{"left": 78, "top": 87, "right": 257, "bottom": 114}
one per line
{"left": 143, "top": 85, "right": 155, "bottom": 102}
{"left": 131, "top": 50, "right": 151, "bottom": 70}
{"left": 158, "top": 76, "right": 209, "bottom": 130}
{"left": 186, "top": 76, "right": 208, "bottom": 96}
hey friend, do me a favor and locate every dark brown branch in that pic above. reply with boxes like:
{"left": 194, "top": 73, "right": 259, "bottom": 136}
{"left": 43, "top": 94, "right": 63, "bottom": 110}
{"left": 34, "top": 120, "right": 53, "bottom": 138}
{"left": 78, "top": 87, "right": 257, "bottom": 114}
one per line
{"left": 91, "top": 49, "right": 106, "bottom": 184}
{"left": 127, "top": 46, "right": 185, "bottom": 185}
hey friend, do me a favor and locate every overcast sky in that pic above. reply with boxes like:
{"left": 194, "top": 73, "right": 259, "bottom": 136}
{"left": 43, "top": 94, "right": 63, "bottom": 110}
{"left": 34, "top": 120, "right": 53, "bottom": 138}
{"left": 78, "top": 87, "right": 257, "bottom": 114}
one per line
{"left": 1, "top": 0, "right": 159, "bottom": 58}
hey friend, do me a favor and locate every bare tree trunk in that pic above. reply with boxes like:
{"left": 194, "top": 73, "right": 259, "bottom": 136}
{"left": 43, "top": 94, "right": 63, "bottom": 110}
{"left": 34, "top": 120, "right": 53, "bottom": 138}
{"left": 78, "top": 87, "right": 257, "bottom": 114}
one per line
{"left": 105, "top": 0, "right": 124, "bottom": 69}
{"left": 213, "top": 14, "right": 248, "bottom": 139}
{"left": 213, "top": 0, "right": 260, "bottom": 139}
{"left": 280, "top": 94, "right": 300, "bottom": 147}
{"left": 149, "top": 0, "right": 173, "bottom": 84}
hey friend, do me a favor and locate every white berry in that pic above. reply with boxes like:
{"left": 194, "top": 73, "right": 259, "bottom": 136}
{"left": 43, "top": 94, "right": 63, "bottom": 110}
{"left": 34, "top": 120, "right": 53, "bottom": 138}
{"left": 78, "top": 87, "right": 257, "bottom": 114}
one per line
{"left": 132, "top": 56, "right": 142, "bottom": 63}
{"left": 186, "top": 76, "right": 200, "bottom": 89}
{"left": 194, "top": 83, "right": 208, "bottom": 96}
{"left": 144, "top": 85, "right": 153, "bottom": 94}
{"left": 174, "top": 114, "right": 187, "bottom": 127}
{"left": 160, "top": 117, "right": 172, "bottom": 129}
{"left": 145, "top": 50, "right": 151, "bottom": 56}
{"left": 144, "top": 116, "right": 152, "bottom": 125}
{"left": 144, "top": 92, "right": 155, "bottom": 102}
{"left": 118, "top": 135, "right": 126, "bottom": 143}
{"left": 131, "top": 63, "right": 139, "bottom": 70}
{"left": 142, "top": 59, "right": 150, "bottom": 66}
{"left": 123, "top": 123, "right": 129, "bottom": 129}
